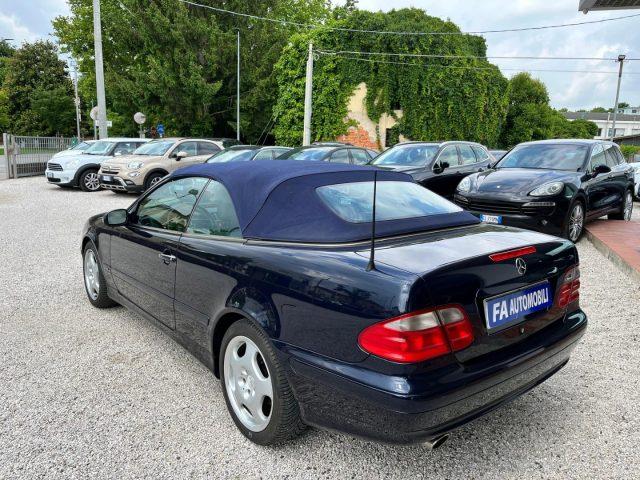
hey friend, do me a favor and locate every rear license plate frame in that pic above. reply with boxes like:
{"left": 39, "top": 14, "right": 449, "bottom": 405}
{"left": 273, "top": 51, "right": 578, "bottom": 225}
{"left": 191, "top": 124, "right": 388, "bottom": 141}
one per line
{"left": 483, "top": 280, "right": 552, "bottom": 332}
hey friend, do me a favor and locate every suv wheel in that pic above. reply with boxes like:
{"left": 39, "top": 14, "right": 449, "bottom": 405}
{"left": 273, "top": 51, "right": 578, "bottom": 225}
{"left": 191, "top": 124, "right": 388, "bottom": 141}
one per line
{"left": 144, "top": 172, "right": 165, "bottom": 191}
{"left": 563, "top": 201, "right": 584, "bottom": 242}
{"left": 79, "top": 169, "right": 101, "bottom": 192}
{"left": 609, "top": 190, "right": 633, "bottom": 221}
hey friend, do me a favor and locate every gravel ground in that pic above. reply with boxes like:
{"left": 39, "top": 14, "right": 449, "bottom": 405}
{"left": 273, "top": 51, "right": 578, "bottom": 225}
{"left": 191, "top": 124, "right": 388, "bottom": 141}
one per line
{"left": 1, "top": 177, "right": 639, "bottom": 480}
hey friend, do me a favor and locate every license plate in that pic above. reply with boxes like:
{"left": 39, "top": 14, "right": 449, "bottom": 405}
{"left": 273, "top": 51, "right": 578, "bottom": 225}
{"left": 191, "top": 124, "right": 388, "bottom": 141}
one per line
{"left": 46, "top": 172, "right": 54, "bottom": 178}
{"left": 480, "top": 214, "right": 502, "bottom": 224}
{"left": 484, "top": 281, "right": 552, "bottom": 331}
{"left": 102, "top": 175, "right": 112, "bottom": 182}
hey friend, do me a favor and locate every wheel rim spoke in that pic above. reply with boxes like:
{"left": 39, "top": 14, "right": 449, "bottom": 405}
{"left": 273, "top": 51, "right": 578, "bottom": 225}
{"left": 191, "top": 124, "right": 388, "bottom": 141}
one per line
{"left": 84, "top": 250, "right": 99, "bottom": 300}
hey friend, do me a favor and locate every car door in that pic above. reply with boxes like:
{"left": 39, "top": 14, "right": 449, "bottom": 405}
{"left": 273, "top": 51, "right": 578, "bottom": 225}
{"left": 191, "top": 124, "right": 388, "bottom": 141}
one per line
{"left": 169, "top": 141, "right": 199, "bottom": 172}
{"left": 584, "top": 144, "right": 613, "bottom": 217}
{"left": 603, "top": 143, "right": 627, "bottom": 207}
{"left": 174, "top": 180, "right": 244, "bottom": 348}
{"left": 454, "top": 144, "right": 481, "bottom": 188}
{"left": 425, "top": 145, "right": 460, "bottom": 198}
{"left": 110, "top": 177, "right": 209, "bottom": 329}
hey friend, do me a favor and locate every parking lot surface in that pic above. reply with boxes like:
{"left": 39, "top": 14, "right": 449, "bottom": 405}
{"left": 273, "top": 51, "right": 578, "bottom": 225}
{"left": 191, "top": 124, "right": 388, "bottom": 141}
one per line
{"left": 1, "top": 177, "right": 639, "bottom": 479}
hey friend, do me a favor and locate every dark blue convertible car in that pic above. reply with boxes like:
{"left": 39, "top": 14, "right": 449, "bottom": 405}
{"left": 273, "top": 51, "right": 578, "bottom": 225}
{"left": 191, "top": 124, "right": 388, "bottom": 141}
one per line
{"left": 81, "top": 161, "right": 586, "bottom": 447}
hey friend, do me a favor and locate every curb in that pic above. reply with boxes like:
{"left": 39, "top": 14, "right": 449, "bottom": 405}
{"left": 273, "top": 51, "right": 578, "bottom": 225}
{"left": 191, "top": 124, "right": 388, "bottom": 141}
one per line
{"left": 583, "top": 227, "right": 640, "bottom": 283}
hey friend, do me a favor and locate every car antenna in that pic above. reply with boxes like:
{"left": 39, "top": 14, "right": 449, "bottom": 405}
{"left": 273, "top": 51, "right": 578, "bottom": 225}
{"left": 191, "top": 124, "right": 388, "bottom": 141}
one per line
{"left": 366, "top": 170, "right": 377, "bottom": 272}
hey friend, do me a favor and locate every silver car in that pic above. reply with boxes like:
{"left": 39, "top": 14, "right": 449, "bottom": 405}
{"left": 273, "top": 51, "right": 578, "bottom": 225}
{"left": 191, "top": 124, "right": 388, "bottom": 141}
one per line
{"left": 45, "top": 138, "right": 149, "bottom": 192}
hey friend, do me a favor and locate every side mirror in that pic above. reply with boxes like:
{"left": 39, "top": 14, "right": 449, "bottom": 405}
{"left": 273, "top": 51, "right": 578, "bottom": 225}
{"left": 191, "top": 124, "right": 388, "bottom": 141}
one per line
{"left": 593, "top": 164, "right": 611, "bottom": 176}
{"left": 175, "top": 151, "right": 188, "bottom": 161}
{"left": 105, "top": 209, "right": 128, "bottom": 226}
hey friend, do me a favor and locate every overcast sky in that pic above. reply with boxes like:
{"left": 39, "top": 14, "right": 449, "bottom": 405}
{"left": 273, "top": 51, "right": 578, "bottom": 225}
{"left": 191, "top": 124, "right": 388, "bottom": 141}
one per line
{"left": 1, "top": 0, "right": 638, "bottom": 110}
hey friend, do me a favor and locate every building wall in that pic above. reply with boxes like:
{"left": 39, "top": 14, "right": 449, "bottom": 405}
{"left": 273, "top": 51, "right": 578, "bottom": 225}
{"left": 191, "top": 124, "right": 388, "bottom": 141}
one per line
{"left": 337, "top": 82, "right": 405, "bottom": 149}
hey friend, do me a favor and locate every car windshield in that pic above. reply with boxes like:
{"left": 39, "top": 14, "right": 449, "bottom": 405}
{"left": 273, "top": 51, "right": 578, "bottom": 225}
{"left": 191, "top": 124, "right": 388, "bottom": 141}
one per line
{"left": 317, "top": 181, "right": 461, "bottom": 223}
{"left": 207, "top": 149, "right": 256, "bottom": 163}
{"left": 279, "top": 147, "right": 333, "bottom": 161}
{"left": 496, "top": 144, "right": 589, "bottom": 171}
{"left": 84, "top": 141, "right": 114, "bottom": 155}
{"left": 133, "top": 140, "right": 175, "bottom": 156}
{"left": 71, "top": 142, "right": 90, "bottom": 151}
{"left": 371, "top": 144, "right": 439, "bottom": 167}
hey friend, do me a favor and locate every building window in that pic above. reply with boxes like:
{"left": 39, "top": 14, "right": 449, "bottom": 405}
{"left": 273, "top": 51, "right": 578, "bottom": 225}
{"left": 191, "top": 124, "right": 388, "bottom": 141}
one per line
{"left": 597, "top": 128, "right": 603, "bottom": 137}
{"left": 608, "top": 128, "right": 625, "bottom": 137}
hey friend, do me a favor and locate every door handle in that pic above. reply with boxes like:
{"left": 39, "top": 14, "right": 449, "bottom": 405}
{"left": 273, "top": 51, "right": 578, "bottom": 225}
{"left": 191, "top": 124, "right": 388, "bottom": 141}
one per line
{"left": 158, "top": 253, "right": 176, "bottom": 264}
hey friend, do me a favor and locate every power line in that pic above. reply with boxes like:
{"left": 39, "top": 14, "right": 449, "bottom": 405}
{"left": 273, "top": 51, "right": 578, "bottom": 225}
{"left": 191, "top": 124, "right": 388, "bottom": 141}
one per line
{"left": 319, "top": 54, "right": 640, "bottom": 75}
{"left": 317, "top": 50, "right": 636, "bottom": 62}
{"left": 179, "top": 0, "right": 640, "bottom": 36}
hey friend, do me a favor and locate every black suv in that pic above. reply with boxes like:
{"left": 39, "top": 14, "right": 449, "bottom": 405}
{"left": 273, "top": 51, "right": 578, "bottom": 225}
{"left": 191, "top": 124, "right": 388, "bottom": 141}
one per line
{"left": 277, "top": 143, "right": 378, "bottom": 165}
{"left": 369, "top": 141, "right": 494, "bottom": 198}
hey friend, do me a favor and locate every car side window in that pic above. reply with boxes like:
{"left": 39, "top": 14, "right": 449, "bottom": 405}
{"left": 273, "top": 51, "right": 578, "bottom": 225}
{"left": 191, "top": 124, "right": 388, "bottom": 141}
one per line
{"left": 113, "top": 142, "right": 138, "bottom": 156}
{"left": 471, "top": 146, "right": 490, "bottom": 162}
{"left": 330, "top": 149, "right": 351, "bottom": 164}
{"left": 350, "top": 149, "right": 371, "bottom": 165}
{"left": 253, "top": 149, "right": 275, "bottom": 161}
{"left": 366, "top": 149, "right": 379, "bottom": 159}
{"left": 197, "top": 142, "right": 221, "bottom": 156}
{"left": 272, "top": 148, "right": 290, "bottom": 158}
{"left": 186, "top": 180, "right": 241, "bottom": 237}
{"left": 174, "top": 141, "right": 198, "bottom": 158}
{"left": 435, "top": 146, "right": 459, "bottom": 170}
{"left": 135, "top": 177, "right": 208, "bottom": 232}
{"left": 589, "top": 144, "right": 606, "bottom": 172}
{"left": 603, "top": 144, "right": 621, "bottom": 168}
{"left": 458, "top": 145, "right": 477, "bottom": 165}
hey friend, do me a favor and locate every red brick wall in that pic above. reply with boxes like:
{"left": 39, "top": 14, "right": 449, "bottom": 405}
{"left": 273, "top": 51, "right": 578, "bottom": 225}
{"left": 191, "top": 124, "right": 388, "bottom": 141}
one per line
{"left": 337, "top": 126, "right": 379, "bottom": 150}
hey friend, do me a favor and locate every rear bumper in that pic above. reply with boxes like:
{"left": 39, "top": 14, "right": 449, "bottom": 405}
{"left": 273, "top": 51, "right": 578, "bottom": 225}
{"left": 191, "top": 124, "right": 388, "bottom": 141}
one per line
{"left": 284, "top": 309, "right": 587, "bottom": 444}
{"left": 99, "top": 174, "right": 144, "bottom": 193}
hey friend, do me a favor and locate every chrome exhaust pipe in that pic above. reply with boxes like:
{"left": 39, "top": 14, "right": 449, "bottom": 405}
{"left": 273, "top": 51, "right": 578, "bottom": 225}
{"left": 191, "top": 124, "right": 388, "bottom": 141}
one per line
{"left": 424, "top": 434, "right": 449, "bottom": 450}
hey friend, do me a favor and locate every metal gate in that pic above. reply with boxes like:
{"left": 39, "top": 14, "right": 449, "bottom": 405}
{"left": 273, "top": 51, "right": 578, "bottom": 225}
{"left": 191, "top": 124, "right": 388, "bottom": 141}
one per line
{"left": 2, "top": 134, "right": 73, "bottom": 178}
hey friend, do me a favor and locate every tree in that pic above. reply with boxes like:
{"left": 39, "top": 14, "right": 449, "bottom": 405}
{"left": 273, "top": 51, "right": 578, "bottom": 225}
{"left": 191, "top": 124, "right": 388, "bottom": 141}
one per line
{"left": 273, "top": 8, "right": 509, "bottom": 147}
{"left": 1, "top": 40, "right": 76, "bottom": 135}
{"left": 30, "top": 87, "right": 77, "bottom": 135}
{"left": 54, "top": 0, "right": 330, "bottom": 140}
{"left": 591, "top": 106, "right": 608, "bottom": 113}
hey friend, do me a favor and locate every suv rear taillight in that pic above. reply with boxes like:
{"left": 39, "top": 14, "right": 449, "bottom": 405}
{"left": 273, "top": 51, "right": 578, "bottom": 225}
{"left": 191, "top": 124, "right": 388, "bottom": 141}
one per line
{"left": 358, "top": 306, "right": 474, "bottom": 363}
{"left": 557, "top": 265, "right": 580, "bottom": 308}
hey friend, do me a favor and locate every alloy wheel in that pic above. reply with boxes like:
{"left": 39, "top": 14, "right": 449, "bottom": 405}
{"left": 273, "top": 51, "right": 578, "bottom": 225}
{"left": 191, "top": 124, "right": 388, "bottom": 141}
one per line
{"left": 84, "top": 172, "right": 101, "bottom": 191}
{"left": 149, "top": 176, "right": 162, "bottom": 187}
{"left": 624, "top": 191, "right": 633, "bottom": 221}
{"left": 568, "top": 203, "right": 584, "bottom": 242}
{"left": 224, "top": 335, "right": 273, "bottom": 432}
{"left": 83, "top": 249, "right": 100, "bottom": 300}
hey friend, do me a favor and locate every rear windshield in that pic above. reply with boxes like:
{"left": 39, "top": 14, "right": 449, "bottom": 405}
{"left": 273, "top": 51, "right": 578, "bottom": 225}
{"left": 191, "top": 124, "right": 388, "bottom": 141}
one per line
{"left": 133, "top": 140, "right": 175, "bottom": 156}
{"left": 207, "top": 149, "right": 256, "bottom": 163}
{"left": 497, "top": 144, "right": 589, "bottom": 171}
{"left": 371, "top": 144, "right": 439, "bottom": 167}
{"left": 316, "top": 181, "right": 461, "bottom": 223}
{"left": 279, "top": 147, "right": 333, "bottom": 161}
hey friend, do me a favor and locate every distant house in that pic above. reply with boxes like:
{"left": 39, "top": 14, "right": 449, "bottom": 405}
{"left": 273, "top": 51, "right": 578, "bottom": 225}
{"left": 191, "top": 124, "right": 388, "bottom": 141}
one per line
{"left": 562, "top": 111, "right": 640, "bottom": 139}
{"left": 616, "top": 106, "right": 640, "bottom": 115}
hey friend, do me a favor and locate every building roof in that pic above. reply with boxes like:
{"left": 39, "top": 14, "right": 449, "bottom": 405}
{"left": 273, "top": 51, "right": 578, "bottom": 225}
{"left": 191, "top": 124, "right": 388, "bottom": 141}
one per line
{"left": 562, "top": 111, "right": 640, "bottom": 122}
{"left": 171, "top": 160, "right": 479, "bottom": 243}
{"left": 579, "top": 0, "right": 640, "bottom": 12}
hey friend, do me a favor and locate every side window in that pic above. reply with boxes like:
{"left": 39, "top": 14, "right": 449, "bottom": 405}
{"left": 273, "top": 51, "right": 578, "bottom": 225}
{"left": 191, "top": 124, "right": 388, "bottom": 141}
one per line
{"left": 174, "top": 141, "right": 198, "bottom": 158}
{"left": 589, "top": 144, "right": 606, "bottom": 171}
{"left": 186, "top": 181, "right": 241, "bottom": 237}
{"left": 614, "top": 147, "right": 626, "bottom": 164}
{"left": 435, "top": 146, "right": 459, "bottom": 169}
{"left": 197, "top": 142, "right": 220, "bottom": 156}
{"left": 350, "top": 149, "right": 371, "bottom": 165}
{"left": 253, "top": 149, "right": 275, "bottom": 161}
{"left": 330, "top": 149, "right": 351, "bottom": 164}
{"left": 471, "top": 146, "right": 490, "bottom": 162}
{"left": 135, "top": 177, "right": 209, "bottom": 232}
{"left": 272, "top": 148, "right": 290, "bottom": 158}
{"left": 366, "top": 149, "right": 379, "bottom": 159}
{"left": 113, "top": 142, "right": 138, "bottom": 156}
{"left": 458, "top": 145, "right": 477, "bottom": 165}
{"left": 603, "top": 144, "right": 621, "bottom": 167}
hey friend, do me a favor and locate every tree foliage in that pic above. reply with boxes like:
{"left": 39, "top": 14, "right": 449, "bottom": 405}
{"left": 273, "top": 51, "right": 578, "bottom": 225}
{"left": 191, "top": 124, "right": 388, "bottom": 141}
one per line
{"left": 0, "top": 40, "right": 76, "bottom": 136}
{"left": 54, "top": 0, "right": 329, "bottom": 140}
{"left": 273, "top": 8, "right": 509, "bottom": 147}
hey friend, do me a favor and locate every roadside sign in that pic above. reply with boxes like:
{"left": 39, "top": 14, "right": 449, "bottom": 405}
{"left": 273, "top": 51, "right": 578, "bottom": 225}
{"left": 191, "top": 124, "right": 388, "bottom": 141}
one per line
{"left": 157, "top": 124, "right": 165, "bottom": 135}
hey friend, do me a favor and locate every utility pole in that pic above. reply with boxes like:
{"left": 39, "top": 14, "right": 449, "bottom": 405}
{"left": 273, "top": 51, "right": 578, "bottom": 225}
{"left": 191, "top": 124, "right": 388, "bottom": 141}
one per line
{"left": 92, "top": 0, "right": 108, "bottom": 139}
{"left": 236, "top": 29, "right": 241, "bottom": 142}
{"left": 610, "top": 54, "right": 625, "bottom": 141}
{"left": 302, "top": 42, "right": 314, "bottom": 146}
{"left": 71, "top": 62, "right": 81, "bottom": 140}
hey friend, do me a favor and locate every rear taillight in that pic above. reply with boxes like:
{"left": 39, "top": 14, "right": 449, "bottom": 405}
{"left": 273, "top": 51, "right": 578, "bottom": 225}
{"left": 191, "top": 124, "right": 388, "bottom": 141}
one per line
{"left": 557, "top": 265, "right": 580, "bottom": 308}
{"left": 358, "top": 306, "right": 474, "bottom": 363}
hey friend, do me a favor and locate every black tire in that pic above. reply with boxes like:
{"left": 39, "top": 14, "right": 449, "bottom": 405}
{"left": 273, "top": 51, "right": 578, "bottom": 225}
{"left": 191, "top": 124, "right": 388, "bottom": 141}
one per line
{"left": 82, "top": 243, "right": 117, "bottom": 308}
{"left": 608, "top": 189, "right": 633, "bottom": 220}
{"left": 562, "top": 200, "right": 585, "bottom": 242}
{"left": 219, "top": 319, "right": 306, "bottom": 445}
{"left": 144, "top": 172, "right": 165, "bottom": 191}
{"left": 79, "top": 168, "right": 101, "bottom": 192}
